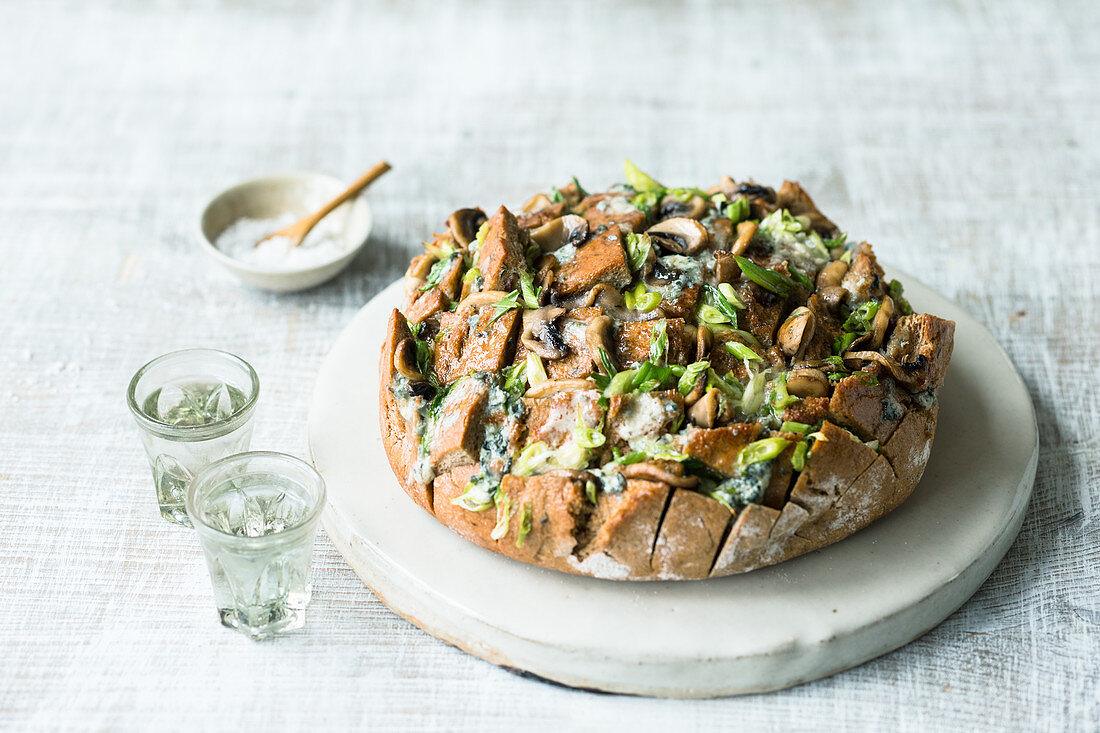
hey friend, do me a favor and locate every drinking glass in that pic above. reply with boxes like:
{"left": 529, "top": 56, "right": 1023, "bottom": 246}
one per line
{"left": 186, "top": 451, "right": 325, "bottom": 639}
{"left": 127, "top": 348, "right": 260, "bottom": 526}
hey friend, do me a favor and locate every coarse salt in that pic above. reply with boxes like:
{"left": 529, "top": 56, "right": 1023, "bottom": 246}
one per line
{"left": 215, "top": 213, "right": 350, "bottom": 270}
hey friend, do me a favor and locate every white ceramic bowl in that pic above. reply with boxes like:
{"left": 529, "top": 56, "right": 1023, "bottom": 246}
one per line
{"left": 199, "top": 172, "right": 373, "bottom": 292}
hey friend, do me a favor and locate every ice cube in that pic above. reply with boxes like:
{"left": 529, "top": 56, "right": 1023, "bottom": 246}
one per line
{"left": 154, "top": 383, "right": 195, "bottom": 424}
{"left": 203, "top": 382, "right": 236, "bottom": 421}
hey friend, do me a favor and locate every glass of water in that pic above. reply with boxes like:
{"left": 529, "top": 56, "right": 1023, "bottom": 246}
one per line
{"left": 127, "top": 349, "right": 260, "bottom": 526}
{"left": 186, "top": 451, "right": 325, "bottom": 639}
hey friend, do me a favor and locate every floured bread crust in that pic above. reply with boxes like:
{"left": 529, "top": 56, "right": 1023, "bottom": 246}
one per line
{"left": 377, "top": 168, "right": 954, "bottom": 580}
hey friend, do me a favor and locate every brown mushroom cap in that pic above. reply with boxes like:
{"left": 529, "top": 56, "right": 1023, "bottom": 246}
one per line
{"left": 777, "top": 306, "right": 816, "bottom": 359}
{"left": 786, "top": 368, "right": 829, "bottom": 398}
{"left": 446, "top": 208, "right": 487, "bottom": 249}
{"left": 646, "top": 217, "right": 711, "bottom": 255}
{"left": 713, "top": 251, "right": 738, "bottom": 283}
{"left": 521, "top": 306, "right": 569, "bottom": 360}
{"left": 731, "top": 220, "right": 757, "bottom": 256}
{"left": 816, "top": 260, "right": 849, "bottom": 290}
{"left": 393, "top": 338, "right": 423, "bottom": 381}
{"left": 529, "top": 214, "right": 589, "bottom": 253}
{"left": 522, "top": 192, "right": 555, "bottom": 214}
{"left": 688, "top": 387, "right": 722, "bottom": 428}
{"left": 818, "top": 285, "right": 848, "bottom": 311}
{"left": 658, "top": 193, "right": 708, "bottom": 221}
{"left": 585, "top": 315, "right": 617, "bottom": 374}
{"left": 867, "top": 296, "right": 895, "bottom": 350}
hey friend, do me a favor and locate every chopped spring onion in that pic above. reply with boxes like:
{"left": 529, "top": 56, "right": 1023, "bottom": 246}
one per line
{"left": 514, "top": 442, "right": 553, "bottom": 476}
{"left": 725, "top": 341, "right": 763, "bottom": 363}
{"left": 677, "top": 360, "right": 710, "bottom": 396}
{"left": 791, "top": 441, "right": 809, "bottom": 471}
{"left": 737, "top": 437, "right": 790, "bottom": 472}
{"left": 502, "top": 361, "right": 527, "bottom": 396}
{"left": 789, "top": 267, "right": 815, "bottom": 291}
{"left": 630, "top": 191, "right": 661, "bottom": 216}
{"left": 526, "top": 352, "right": 548, "bottom": 386}
{"left": 843, "top": 300, "right": 881, "bottom": 333}
{"left": 741, "top": 371, "right": 767, "bottom": 415}
{"left": 889, "top": 279, "right": 914, "bottom": 315}
{"left": 597, "top": 347, "right": 617, "bottom": 376}
{"left": 781, "top": 420, "right": 812, "bottom": 434}
{"left": 516, "top": 504, "right": 532, "bottom": 547}
{"left": 574, "top": 406, "right": 606, "bottom": 449}
{"left": 490, "top": 491, "right": 512, "bottom": 540}
{"left": 635, "top": 291, "right": 662, "bottom": 312}
{"left": 717, "top": 282, "right": 746, "bottom": 309}
{"left": 623, "top": 159, "right": 664, "bottom": 193}
{"left": 649, "top": 319, "right": 668, "bottom": 363}
{"left": 462, "top": 267, "right": 481, "bottom": 284}
{"left": 833, "top": 331, "right": 859, "bottom": 355}
{"left": 707, "top": 368, "right": 744, "bottom": 399}
{"left": 723, "top": 196, "right": 751, "bottom": 223}
{"left": 519, "top": 271, "right": 541, "bottom": 309}
{"left": 605, "top": 369, "right": 637, "bottom": 396}
{"left": 698, "top": 304, "right": 732, "bottom": 324}
{"left": 489, "top": 290, "right": 521, "bottom": 323}
{"left": 450, "top": 476, "right": 496, "bottom": 512}
{"left": 734, "top": 256, "right": 800, "bottom": 297}
{"left": 625, "top": 232, "right": 652, "bottom": 273}
{"left": 419, "top": 253, "right": 458, "bottom": 292}
{"left": 771, "top": 372, "right": 800, "bottom": 409}
{"left": 585, "top": 479, "right": 598, "bottom": 504}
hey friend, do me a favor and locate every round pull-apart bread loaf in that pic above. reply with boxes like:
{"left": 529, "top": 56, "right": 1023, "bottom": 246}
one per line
{"left": 379, "top": 163, "right": 955, "bottom": 580}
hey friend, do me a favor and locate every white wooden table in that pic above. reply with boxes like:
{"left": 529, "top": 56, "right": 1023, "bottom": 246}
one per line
{"left": 2, "top": 1, "right": 1097, "bottom": 729}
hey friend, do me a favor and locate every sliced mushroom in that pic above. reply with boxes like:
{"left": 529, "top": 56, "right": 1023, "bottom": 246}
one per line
{"left": 393, "top": 338, "right": 423, "bottom": 381}
{"left": 658, "top": 193, "right": 707, "bottom": 220}
{"left": 522, "top": 192, "right": 555, "bottom": 214}
{"left": 404, "top": 254, "right": 434, "bottom": 298}
{"left": 689, "top": 387, "right": 722, "bottom": 428}
{"left": 521, "top": 306, "right": 568, "bottom": 360}
{"left": 646, "top": 217, "right": 711, "bottom": 255}
{"left": 816, "top": 260, "right": 849, "bottom": 289}
{"left": 622, "top": 463, "right": 699, "bottom": 488}
{"left": 818, "top": 285, "right": 848, "bottom": 311}
{"left": 842, "top": 351, "right": 914, "bottom": 387}
{"left": 560, "top": 283, "right": 624, "bottom": 309}
{"left": 867, "top": 297, "right": 895, "bottom": 350}
{"left": 524, "top": 378, "right": 595, "bottom": 398}
{"left": 458, "top": 289, "right": 513, "bottom": 308}
{"left": 585, "top": 315, "right": 617, "bottom": 374}
{"left": 731, "top": 220, "right": 757, "bottom": 256}
{"left": 696, "top": 323, "right": 713, "bottom": 358}
{"left": 706, "top": 175, "right": 738, "bottom": 199}
{"left": 786, "top": 368, "right": 829, "bottom": 398}
{"left": 713, "top": 250, "right": 739, "bottom": 283}
{"left": 777, "top": 306, "right": 816, "bottom": 359}
{"left": 446, "top": 208, "right": 487, "bottom": 249}
{"left": 529, "top": 214, "right": 588, "bottom": 252}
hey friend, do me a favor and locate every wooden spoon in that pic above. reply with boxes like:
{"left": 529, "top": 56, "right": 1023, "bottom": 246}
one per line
{"left": 254, "top": 161, "right": 391, "bottom": 248}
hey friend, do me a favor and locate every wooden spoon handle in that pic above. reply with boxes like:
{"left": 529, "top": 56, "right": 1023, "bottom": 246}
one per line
{"left": 300, "top": 160, "right": 391, "bottom": 230}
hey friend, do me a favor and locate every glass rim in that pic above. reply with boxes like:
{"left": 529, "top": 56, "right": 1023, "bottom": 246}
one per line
{"left": 185, "top": 451, "right": 327, "bottom": 543}
{"left": 127, "top": 348, "right": 261, "bottom": 439}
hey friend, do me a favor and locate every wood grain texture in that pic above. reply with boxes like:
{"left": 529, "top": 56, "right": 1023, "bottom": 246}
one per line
{"left": 0, "top": 0, "right": 1096, "bottom": 729}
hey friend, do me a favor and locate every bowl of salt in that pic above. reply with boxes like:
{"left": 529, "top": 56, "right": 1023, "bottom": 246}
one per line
{"left": 199, "top": 172, "right": 373, "bottom": 292}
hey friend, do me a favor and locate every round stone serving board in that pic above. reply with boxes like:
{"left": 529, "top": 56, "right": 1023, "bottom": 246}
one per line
{"left": 308, "top": 273, "right": 1037, "bottom": 698}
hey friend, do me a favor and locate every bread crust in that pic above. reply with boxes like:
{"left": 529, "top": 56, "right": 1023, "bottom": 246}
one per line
{"left": 376, "top": 173, "right": 954, "bottom": 581}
